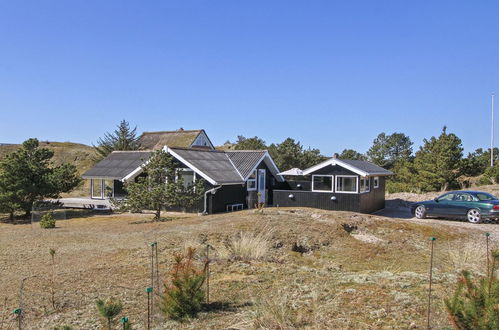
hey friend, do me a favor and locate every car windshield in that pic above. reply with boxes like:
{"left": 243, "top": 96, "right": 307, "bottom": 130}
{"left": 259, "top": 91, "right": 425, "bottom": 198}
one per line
{"left": 475, "top": 192, "right": 498, "bottom": 201}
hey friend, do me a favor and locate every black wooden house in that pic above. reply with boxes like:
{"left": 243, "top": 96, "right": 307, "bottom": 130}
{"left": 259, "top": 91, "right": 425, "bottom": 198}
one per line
{"left": 82, "top": 129, "right": 284, "bottom": 213}
{"left": 274, "top": 155, "right": 393, "bottom": 213}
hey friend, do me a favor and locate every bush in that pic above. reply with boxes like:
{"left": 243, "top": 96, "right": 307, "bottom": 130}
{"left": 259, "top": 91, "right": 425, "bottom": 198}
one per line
{"left": 444, "top": 250, "right": 499, "bottom": 329}
{"left": 161, "top": 248, "right": 207, "bottom": 321}
{"left": 39, "top": 212, "right": 56, "bottom": 229}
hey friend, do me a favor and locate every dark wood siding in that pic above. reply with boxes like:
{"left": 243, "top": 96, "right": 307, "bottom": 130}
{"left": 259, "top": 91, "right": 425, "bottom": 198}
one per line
{"left": 208, "top": 184, "right": 247, "bottom": 213}
{"left": 274, "top": 190, "right": 361, "bottom": 212}
{"left": 359, "top": 176, "right": 386, "bottom": 213}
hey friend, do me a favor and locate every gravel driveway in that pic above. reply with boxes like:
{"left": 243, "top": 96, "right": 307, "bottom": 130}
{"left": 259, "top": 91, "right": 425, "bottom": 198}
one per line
{"left": 377, "top": 199, "right": 499, "bottom": 242}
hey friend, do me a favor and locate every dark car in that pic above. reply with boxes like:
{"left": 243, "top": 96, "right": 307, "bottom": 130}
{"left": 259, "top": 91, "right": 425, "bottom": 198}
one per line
{"left": 410, "top": 191, "right": 499, "bottom": 223}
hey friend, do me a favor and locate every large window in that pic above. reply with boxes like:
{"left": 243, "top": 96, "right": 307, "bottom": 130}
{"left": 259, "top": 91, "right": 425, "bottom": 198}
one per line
{"left": 360, "top": 177, "right": 370, "bottom": 193}
{"left": 312, "top": 175, "right": 333, "bottom": 192}
{"left": 247, "top": 169, "right": 257, "bottom": 191}
{"left": 336, "top": 176, "right": 357, "bottom": 193}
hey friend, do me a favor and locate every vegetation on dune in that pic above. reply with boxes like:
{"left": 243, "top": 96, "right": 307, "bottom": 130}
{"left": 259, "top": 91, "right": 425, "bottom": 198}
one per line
{"left": 0, "top": 138, "right": 81, "bottom": 220}
{"left": 93, "top": 119, "right": 141, "bottom": 160}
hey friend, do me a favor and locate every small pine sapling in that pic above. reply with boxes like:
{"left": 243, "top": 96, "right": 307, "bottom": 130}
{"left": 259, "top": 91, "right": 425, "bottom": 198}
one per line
{"left": 96, "top": 297, "right": 123, "bottom": 330}
{"left": 444, "top": 249, "right": 499, "bottom": 329}
{"left": 161, "top": 247, "right": 208, "bottom": 321}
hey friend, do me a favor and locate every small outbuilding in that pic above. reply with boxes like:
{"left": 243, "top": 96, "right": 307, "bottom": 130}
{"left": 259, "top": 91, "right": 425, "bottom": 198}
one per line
{"left": 274, "top": 155, "right": 393, "bottom": 213}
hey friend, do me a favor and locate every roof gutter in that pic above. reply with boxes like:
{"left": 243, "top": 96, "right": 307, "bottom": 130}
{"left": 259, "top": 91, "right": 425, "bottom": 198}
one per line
{"left": 202, "top": 185, "right": 222, "bottom": 215}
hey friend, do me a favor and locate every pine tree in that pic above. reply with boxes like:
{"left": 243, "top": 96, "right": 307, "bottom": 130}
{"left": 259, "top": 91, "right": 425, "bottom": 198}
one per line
{"left": 161, "top": 248, "right": 208, "bottom": 320}
{"left": 413, "top": 127, "right": 463, "bottom": 191}
{"left": 339, "top": 149, "right": 367, "bottom": 160}
{"left": 367, "top": 132, "right": 413, "bottom": 168}
{"left": 96, "top": 297, "right": 123, "bottom": 330}
{"left": 93, "top": 120, "right": 141, "bottom": 160}
{"left": 268, "top": 138, "right": 325, "bottom": 171}
{"left": 444, "top": 250, "right": 499, "bottom": 329}
{"left": 0, "top": 138, "right": 81, "bottom": 219}
{"left": 234, "top": 136, "right": 267, "bottom": 150}
{"left": 117, "top": 150, "right": 205, "bottom": 220}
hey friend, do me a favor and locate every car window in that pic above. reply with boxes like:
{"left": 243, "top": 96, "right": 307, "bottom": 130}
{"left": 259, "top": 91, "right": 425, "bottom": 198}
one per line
{"left": 438, "top": 193, "right": 455, "bottom": 201}
{"left": 475, "top": 193, "right": 498, "bottom": 201}
{"left": 454, "top": 193, "right": 475, "bottom": 202}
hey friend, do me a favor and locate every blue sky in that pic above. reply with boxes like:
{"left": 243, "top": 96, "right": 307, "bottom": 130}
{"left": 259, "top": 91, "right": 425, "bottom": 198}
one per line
{"left": 1, "top": 1, "right": 498, "bottom": 156}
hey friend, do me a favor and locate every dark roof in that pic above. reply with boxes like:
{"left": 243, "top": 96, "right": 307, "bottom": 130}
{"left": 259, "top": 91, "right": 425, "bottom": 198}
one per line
{"left": 338, "top": 159, "right": 394, "bottom": 176}
{"left": 82, "top": 151, "right": 152, "bottom": 180}
{"left": 139, "top": 129, "right": 203, "bottom": 150}
{"left": 226, "top": 150, "right": 266, "bottom": 179}
{"left": 170, "top": 148, "right": 244, "bottom": 184}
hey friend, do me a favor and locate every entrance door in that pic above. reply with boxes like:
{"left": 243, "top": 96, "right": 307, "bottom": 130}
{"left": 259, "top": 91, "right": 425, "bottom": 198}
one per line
{"left": 258, "top": 169, "right": 266, "bottom": 204}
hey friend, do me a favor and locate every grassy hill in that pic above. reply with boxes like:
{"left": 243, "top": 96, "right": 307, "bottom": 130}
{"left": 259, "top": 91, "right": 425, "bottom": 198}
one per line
{"left": 0, "top": 141, "right": 97, "bottom": 197}
{"left": 0, "top": 208, "right": 496, "bottom": 328}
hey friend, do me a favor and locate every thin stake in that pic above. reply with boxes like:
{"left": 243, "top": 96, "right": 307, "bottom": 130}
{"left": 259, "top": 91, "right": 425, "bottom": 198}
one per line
{"left": 146, "top": 287, "right": 152, "bottom": 330}
{"left": 206, "top": 244, "right": 210, "bottom": 304}
{"left": 486, "top": 233, "right": 491, "bottom": 277}
{"left": 13, "top": 309, "right": 22, "bottom": 330}
{"left": 427, "top": 237, "right": 436, "bottom": 330}
{"left": 155, "top": 243, "right": 160, "bottom": 299}
{"left": 150, "top": 242, "right": 155, "bottom": 318}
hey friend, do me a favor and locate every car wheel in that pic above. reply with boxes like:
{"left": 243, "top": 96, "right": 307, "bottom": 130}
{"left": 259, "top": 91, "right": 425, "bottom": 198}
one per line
{"left": 415, "top": 205, "right": 426, "bottom": 219}
{"left": 467, "top": 209, "right": 482, "bottom": 223}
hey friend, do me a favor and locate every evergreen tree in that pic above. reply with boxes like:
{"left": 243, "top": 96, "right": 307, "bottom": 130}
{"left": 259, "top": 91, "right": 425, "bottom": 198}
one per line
{"left": 268, "top": 138, "right": 325, "bottom": 171}
{"left": 460, "top": 148, "right": 499, "bottom": 177}
{"left": 233, "top": 135, "right": 267, "bottom": 150}
{"left": 413, "top": 127, "right": 463, "bottom": 191}
{"left": 118, "top": 150, "right": 205, "bottom": 220}
{"left": 96, "top": 297, "right": 123, "bottom": 330}
{"left": 0, "top": 138, "right": 81, "bottom": 219}
{"left": 93, "top": 120, "right": 141, "bottom": 160}
{"left": 444, "top": 250, "right": 499, "bottom": 329}
{"left": 339, "top": 149, "right": 367, "bottom": 160}
{"left": 367, "top": 132, "right": 413, "bottom": 168}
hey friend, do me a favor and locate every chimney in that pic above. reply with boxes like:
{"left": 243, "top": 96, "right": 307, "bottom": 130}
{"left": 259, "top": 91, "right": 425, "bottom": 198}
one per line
{"left": 333, "top": 153, "right": 339, "bottom": 159}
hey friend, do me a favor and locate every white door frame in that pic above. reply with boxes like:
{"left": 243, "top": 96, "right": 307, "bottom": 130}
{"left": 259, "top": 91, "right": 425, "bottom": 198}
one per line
{"left": 257, "top": 169, "right": 266, "bottom": 204}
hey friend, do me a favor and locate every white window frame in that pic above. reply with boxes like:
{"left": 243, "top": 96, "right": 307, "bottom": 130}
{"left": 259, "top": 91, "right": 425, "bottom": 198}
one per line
{"left": 175, "top": 168, "right": 197, "bottom": 189}
{"left": 247, "top": 169, "right": 257, "bottom": 191}
{"left": 360, "top": 177, "right": 370, "bottom": 193}
{"left": 373, "top": 176, "right": 379, "bottom": 189}
{"left": 335, "top": 175, "right": 358, "bottom": 194}
{"left": 311, "top": 174, "right": 334, "bottom": 192}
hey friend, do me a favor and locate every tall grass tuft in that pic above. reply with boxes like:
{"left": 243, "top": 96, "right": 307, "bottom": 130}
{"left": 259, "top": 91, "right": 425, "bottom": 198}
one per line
{"left": 228, "top": 229, "right": 273, "bottom": 260}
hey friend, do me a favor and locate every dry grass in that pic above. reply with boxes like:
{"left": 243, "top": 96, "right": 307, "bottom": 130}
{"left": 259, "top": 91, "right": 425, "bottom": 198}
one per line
{"left": 0, "top": 208, "right": 496, "bottom": 329}
{"left": 227, "top": 228, "right": 273, "bottom": 260}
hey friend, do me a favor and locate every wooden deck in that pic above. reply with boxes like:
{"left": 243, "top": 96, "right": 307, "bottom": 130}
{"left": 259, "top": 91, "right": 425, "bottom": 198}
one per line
{"left": 52, "top": 198, "right": 113, "bottom": 210}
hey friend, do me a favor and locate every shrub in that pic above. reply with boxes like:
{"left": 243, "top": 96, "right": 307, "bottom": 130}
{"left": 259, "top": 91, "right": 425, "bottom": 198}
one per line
{"left": 161, "top": 247, "right": 207, "bottom": 321}
{"left": 39, "top": 212, "right": 56, "bottom": 229}
{"left": 96, "top": 297, "right": 123, "bottom": 330}
{"left": 444, "top": 250, "right": 499, "bottom": 329}
{"left": 228, "top": 229, "right": 272, "bottom": 260}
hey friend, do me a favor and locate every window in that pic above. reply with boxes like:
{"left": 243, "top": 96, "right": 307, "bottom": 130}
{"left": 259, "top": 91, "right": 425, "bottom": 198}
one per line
{"left": 476, "top": 193, "right": 498, "bottom": 201}
{"left": 177, "top": 169, "right": 195, "bottom": 188}
{"left": 437, "top": 193, "right": 455, "bottom": 201}
{"left": 312, "top": 175, "right": 333, "bottom": 192}
{"left": 336, "top": 175, "right": 357, "bottom": 193}
{"left": 360, "top": 177, "right": 370, "bottom": 193}
{"left": 454, "top": 193, "right": 474, "bottom": 202}
{"left": 373, "top": 176, "right": 379, "bottom": 189}
{"left": 247, "top": 169, "right": 257, "bottom": 191}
